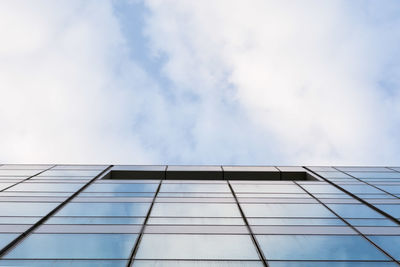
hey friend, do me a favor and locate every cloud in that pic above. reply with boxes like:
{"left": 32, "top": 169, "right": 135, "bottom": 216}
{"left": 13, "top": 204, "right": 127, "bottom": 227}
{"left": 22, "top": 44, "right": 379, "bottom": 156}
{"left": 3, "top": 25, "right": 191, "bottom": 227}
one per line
{"left": 0, "top": 0, "right": 161, "bottom": 164}
{"left": 0, "top": 0, "right": 400, "bottom": 165}
{"left": 142, "top": 0, "right": 400, "bottom": 165}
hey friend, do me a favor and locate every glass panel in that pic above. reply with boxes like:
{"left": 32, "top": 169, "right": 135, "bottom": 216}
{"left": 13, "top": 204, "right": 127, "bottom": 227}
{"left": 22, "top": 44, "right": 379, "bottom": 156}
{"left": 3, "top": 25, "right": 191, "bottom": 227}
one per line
{"left": 375, "top": 205, "right": 400, "bottom": 218}
{"left": 0, "top": 234, "right": 18, "bottom": 250}
{"left": 7, "top": 183, "right": 83, "bottom": 192}
{"left": 147, "top": 217, "right": 245, "bottom": 225}
{"left": 232, "top": 184, "right": 303, "bottom": 193}
{"left": 369, "top": 236, "right": 400, "bottom": 260}
{"left": 0, "top": 217, "right": 41, "bottom": 224}
{"left": 256, "top": 235, "right": 389, "bottom": 260}
{"left": 247, "top": 218, "right": 345, "bottom": 226}
{"left": 56, "top": 202, "right": 150, "bottom": 216}
{"left": 4, "top": 234, "right": 137, "bottom": 259}
{"left": 341, "top": 185, "right": 384, "bottom": 194}
{"left": 151, "top": 203, "right": 241, "bottom": 217}
{"left": 46, "top": 217, "right": 145, "bottom": 225}
{"left": 375, "top": 185, "right": 400, "bottom": 194}
{"left": 327, "top": 204, "right": 385, "bottom": 218}
{"left": 301, "top": 184, "right": 343, "bottom": 194}
{"left": 160, "top": 183, "right": 229, "bottom": 192}
{"left": 0, "top": 203, "right": 58, "bottom": 216}
{"left": 346, "top": 219, "right": 398, "bottom": 226}
{"left": 132, "top": 260, "right": 263, "bottom": 267}
{"left": 84, "top": 183, "right": 158, "bottom": 193}
{"left": 241, "top": 204, "right": 335, "bottom": 217}
{"left": 39, "top": 170, "right": 101, "bottom": 177}
{"left": 135, "top": 234, "right": 259, "bottom": 260}
{"left": 268, "top": 262, "right": 397, "bottom": 266}
{"left": 0, "top": 260, "right": 126, "bottom": 267}
{"left": 347, "top": 172, "right": 400, "bottom": 179}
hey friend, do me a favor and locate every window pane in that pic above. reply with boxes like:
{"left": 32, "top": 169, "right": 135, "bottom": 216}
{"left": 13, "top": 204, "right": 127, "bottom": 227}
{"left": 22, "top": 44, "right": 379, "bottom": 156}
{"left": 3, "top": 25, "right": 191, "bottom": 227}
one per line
{"left": 147, "top": 217, "right": 244, "bottom": 225}
{"left": 232, "top": 184, "right": 303, "bottom": 193}
{"left": 247, "top": 218, "right": 345, "bottom": 226}
{"left": 56, "top": 202, "right": 150, "bottom": 216}
{"left": 135, "top": 234, "right": 259, "bottom": 260}
{"left": 256, "top": 235, "right": 389, "bottom": 260}
{"left": 375, "top": 205, "right": 400, "bottom": 218}
{"left": 46, "top": 217, "right": 145, "bottom": 225}
{"left": 369, "top": 236, "right": 400, "bottom": 260}
{"left": 0, "top": 260, "right": 126, "bottom": 267}
{"left": 160, "top": 183, "right": 230, "bottom": 193}
{"left": 0, "top": 234, "right": 18, "bottom": 250}
{"left": 241, "top": 204, "right": 335, "bottom": 218}
{"left": 7, "top": 183, "right": 83, "bottom": 192}
{"left": 4, "top": 234, "right": 137, "bottom": 259}
{"left": 268, "top": 261, "right": 397, "bottom": 266}
{"left": 132, "top": 260, "right": 263, "bottom": 267}
{"left": 0, "top": 203, "right": 58, "bottom": 216}
{"left": 327, "top": 204, "right": 385, "bottom": 218}
{"left": 84, "top": 183, "right": 158, "bottom": 193}
{"left": 151, "top": 203, "right": 241, "bottom": 217}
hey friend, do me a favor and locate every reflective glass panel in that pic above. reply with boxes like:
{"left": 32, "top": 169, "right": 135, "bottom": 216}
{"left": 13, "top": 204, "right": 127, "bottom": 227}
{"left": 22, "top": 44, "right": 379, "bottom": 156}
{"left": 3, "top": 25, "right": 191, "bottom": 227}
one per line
{"left": 135, "top": 234, "right": 259, "bottom": 260}
{"left": 84, "top": 183, "right": 158, "bottom": 193}
{"left": 241, "top": 204, "right": 335, "bottom": 217}
{"left": 160, "top": 183, "right": 229, "bottom": 192}
{"left": 327, "top": 204, "right": 385, "bottom": 218}
{"left": 151, "top": 203, "right": 241, "bottom": 217}
{"left": 4, "top": 234, "right": 137, "bottom": 259}
{"left": 0, "top": 203, "right": 58, "bottom": 216}
{"left": 369, "top": 236, "right": 400, "bottom": 260}
{"left": 257, "top": 235, "right": 389, "bottom": 260}
{"left": 56, "top": 202, "right": 150, "bottom": 216}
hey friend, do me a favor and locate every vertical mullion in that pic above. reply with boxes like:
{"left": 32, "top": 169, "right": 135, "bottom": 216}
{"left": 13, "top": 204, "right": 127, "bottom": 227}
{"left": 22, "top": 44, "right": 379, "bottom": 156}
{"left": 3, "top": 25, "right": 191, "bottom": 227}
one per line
{"left": 126, "top": 179, "right": 162, "bottom": 267}
{"left": 227, "top": 180, "right": 269, "bottom": 267}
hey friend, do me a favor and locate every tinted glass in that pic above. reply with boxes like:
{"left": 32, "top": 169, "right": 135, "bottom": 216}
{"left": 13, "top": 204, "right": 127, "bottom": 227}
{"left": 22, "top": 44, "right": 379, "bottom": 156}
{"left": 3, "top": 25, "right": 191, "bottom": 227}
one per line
{"left": 257, "top": 235, "right": 389, "bottom": 260}
{"left": 0, "top": 203, "right": 58, "bottom": 216}
{"left": 135, "top": 234, "right": 259, "bottom": 260}
{"left": 84, "top": 183, "right": 158, "bottom": 193}
{"left": 56, "top": 202, "right": 150, "bottom": 216}
{"left": 151, "top": 203, "right": 241, "bottom": 217}
{"left": 327, "top": 204, "right": 385, "bottom": 218}
{"left": 4, "top": 234, "right": 137, "bottom": 259}
{"left": 369, "top": 236, "right": 400, "bottom": 260}
{"left": 241, "top": 204, "right": 335, "bottom": 217}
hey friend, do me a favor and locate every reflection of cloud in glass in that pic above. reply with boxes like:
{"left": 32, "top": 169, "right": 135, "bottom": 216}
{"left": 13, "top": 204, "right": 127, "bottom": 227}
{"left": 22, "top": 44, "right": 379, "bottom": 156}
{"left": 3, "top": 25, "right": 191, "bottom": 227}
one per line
{"left": 135, "top": 234, "right": 259, "bottom": 260}
{"left": 257, "top": 235, "right": 389, "bottom": 260}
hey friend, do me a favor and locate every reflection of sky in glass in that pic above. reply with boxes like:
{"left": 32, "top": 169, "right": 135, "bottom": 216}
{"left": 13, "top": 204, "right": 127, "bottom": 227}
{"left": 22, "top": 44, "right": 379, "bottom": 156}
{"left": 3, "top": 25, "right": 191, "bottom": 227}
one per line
{"left": 56, "top": 202, "right": 151, "bottom": 216}
{"left": 327, "top": 204, "right": 385, "bottom": 218}
{"left": 257, "top": 235, "right": 389, "bottom": 260}
{"left": 0, "top": 202, "right": 58, "bottom": 216}
{"left": 232, "top": 184, "right": 303, "bottom": 193}
{"left": 160, "top": 183, "right": 230, "bottom": 193}
{"left": 133, "top": 260, "right": 264, "bottom": 267}
{"left": 375, "top": 205, "right": 400, "bottom": 218}
{"left": 0, "top": 234, "right": 19, "bottom": 251}
{"left": 151, "top": 203, "right": 241, "bottom": 217}
{"left": 46, "top": 217, "right": 145, "bottom": 225}
{"left": 268, "top": 261, "right": 398, "bottom": 266}
{"left": 248, "top": 218, "right": 345, "bottom": 226}
{"left": 147, "top": 217, "right": 245, "bottom": 225}
{"left": 84, "top": 183, "right": 158, "bottom": 193}
{"left": 7, "top": 183, "right": 83, "bottom": 192}
{"left": 0, "top": 260, "right": 127, "bottom": 267}
{"left": 369, "top": 236, "right": 400, "bottom": 260}
{"left": 135, "top": 234, "right": 259, "bottom": 260}
{"left": 241, "top": 204, "right": 336, "bottom": 218}
{"left": 346, "top": 172, "right": 400, "bottom": 179}
{"left": 4, "top": 234, "right": 137, "bottom": 259}
{"left": 300, "top": 184, "right": 343, "bottom": 194}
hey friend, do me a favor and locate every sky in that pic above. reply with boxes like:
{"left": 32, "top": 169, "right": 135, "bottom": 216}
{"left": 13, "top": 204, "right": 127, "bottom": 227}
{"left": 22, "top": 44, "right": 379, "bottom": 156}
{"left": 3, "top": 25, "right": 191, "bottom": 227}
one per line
{"left": 1, "top": 0, "right": 400, "bottom": 165}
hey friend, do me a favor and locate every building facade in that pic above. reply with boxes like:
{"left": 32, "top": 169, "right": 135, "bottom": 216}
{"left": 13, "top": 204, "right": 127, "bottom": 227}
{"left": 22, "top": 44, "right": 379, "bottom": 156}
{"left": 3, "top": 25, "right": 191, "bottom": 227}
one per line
{"left": 0, "top": 164, "right": 399, "bottom": 266}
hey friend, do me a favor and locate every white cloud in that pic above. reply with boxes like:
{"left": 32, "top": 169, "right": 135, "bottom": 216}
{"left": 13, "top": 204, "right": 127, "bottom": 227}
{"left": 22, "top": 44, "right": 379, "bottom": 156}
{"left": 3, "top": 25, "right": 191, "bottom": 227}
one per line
{"left": 1, "top": 0, "right": 400, "bottom": 165}
{"left": 143, "top": 0, "right": 400, "bottom": 165}
{"left": 0, "top": 0, "right": 160, "bottom": 164}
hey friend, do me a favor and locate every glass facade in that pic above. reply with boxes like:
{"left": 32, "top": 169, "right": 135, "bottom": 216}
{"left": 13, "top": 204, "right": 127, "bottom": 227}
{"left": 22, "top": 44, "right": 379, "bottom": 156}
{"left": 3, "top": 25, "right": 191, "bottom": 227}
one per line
{"left": 0, "top": 165, "right": 398, "bottom": 266}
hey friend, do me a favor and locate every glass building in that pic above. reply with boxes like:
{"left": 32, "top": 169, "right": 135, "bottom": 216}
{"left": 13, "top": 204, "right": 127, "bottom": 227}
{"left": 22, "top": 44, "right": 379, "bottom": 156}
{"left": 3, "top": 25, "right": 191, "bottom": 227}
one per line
{"left": 0, "top": 164, "right": 399, "bottom": 266}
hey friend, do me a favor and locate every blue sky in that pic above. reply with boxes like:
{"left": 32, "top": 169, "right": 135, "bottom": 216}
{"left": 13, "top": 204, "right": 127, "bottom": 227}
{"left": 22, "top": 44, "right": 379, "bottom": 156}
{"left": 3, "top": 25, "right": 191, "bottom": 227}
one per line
{"left": 0, "top": 0, "right": 400, "bottom": 165}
